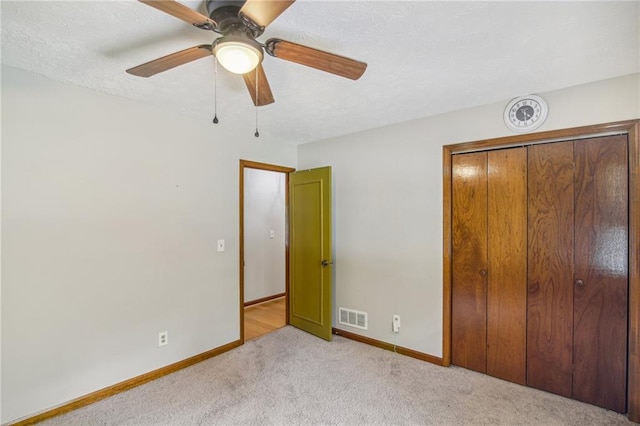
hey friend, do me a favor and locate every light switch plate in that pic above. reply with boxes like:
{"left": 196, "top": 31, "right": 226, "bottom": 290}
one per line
{"left": 217, "top": 239, "right": 225, "bottom": 252}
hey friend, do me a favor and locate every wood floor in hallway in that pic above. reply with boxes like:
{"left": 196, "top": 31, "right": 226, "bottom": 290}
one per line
{"left": 244, "top": 297, "right": 286, "bottom": 341}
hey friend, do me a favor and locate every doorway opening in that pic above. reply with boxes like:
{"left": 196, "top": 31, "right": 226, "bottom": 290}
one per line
{"left": 239, "top": 160, "right": 295, "bottom": 342}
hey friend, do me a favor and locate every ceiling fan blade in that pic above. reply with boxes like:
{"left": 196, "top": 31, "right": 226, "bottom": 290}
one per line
{"left": 243, "top": 64, "right": 275, "bottom": 106}
{"left": 266, "top": 39, "right": 367, "bottom": 80}
{"left": 239, "top": 0, "right": 295, "bottom": 28}
{"left": 138, "top": 0, "right": 216, "bottom": 30}
{"left": 127, "top": 45, "right": 212, "bottom": 77}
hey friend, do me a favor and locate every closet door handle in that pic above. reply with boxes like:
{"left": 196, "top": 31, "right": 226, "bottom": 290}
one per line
{"left": 479, "top": 269, "right": 488, "bottom": 277}
{"left": 575, "top": 279, "right": 584, "bottom": 287}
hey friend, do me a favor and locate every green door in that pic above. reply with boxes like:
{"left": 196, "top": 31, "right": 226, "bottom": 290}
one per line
{"left": 289, "top": 167, "right": 332, "bottom": 341}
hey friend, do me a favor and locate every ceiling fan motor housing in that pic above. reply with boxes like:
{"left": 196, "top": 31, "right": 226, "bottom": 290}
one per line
{"left": 206, "top": 0, "right": 243, "bottom": 15}
{"left": 206, "top": 0, "right": 263, "bottom": 37}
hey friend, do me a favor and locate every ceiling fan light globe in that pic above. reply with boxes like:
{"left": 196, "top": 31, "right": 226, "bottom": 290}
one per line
{"left": 214, "top": 40, "right": 263, "bottom": 74}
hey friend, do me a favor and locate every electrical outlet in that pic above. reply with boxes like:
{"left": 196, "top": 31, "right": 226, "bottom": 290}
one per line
{"left": 392, "top": 315, "right": 401, "bottom": 333}
{"left": 158, "top": 331, "right": 168, "bottom": 347}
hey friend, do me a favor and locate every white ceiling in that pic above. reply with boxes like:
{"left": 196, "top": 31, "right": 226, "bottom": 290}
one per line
{"left": 2, "top": 1, "right": 639, "bottom": 145}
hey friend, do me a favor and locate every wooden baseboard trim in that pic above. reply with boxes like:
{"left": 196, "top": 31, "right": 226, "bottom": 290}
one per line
{"left": 332, "top": 328, "right": 443, "bottom": 366}
{"left": 9, "top": 339, "right": 242, "bottom": 426}
{"left": 244, "top": 292, "right": 286, "bottom": 307}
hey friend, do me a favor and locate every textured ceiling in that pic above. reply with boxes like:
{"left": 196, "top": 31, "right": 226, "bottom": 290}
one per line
{"left": 2, "top": 1, "right": 639, "bottom": 145}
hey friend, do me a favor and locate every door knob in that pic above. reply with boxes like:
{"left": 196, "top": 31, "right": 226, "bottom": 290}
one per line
{"left": 479, "top": 269, "right": 488, "bottom": 277}
{"left": 321, "top": 259, "right": 333, "bottom": 267}
{"left": 575, "top": 279, "right": 584, "bottom": 287}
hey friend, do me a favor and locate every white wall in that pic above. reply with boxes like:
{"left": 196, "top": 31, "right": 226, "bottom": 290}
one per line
{"left": 243, "top": 168, "right": 286, "bottom": 303}
{"left": 3, "top": 65, "right": 638, "bottom": 423}
{"left": 298, "top": 73, "right": 640, "bottom": 357}
{"left": 0, "top": 66, "right": 296, "bottom": 423}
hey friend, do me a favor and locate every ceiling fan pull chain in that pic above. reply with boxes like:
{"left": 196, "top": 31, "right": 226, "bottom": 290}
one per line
{"left": 254, "top": 67, "right": 260, "bottom": 138}
{"left": 213, "top": 56, "right": 219, "bottom": 124}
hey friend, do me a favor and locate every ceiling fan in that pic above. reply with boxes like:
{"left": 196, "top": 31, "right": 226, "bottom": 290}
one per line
{"left": 126, "top": 0, "right": 368, "bottom": 107}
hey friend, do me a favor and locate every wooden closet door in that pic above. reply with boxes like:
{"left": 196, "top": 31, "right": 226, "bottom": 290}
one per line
{"left": 452, "top": 152, "right": 488, "bottom": 373}
{"left": 527, "top": 141, "right": 575, "bottom": 398}
{"left": 572, "top": 135, "right": 628, "bottom": 412}
{"left": 486, "top": 148, "right": 527, "bottom": 385}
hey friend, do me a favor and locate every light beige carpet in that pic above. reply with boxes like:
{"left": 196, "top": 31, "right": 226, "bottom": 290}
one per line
{"left": 41, "top": 326, "right": 632, "bottom": 425}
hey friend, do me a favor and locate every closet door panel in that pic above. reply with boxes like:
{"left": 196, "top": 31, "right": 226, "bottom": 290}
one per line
{"left": 527, "top": 142, "right": 574, "bottom": 398}
{"left": 573, "top": 135, "right": 628, "bottom": 412}
{"left": 452, "top": 152, "right": 488, "bottom": 373}
{"left": 486, "top": 148, "right": 527, "bottom": 385}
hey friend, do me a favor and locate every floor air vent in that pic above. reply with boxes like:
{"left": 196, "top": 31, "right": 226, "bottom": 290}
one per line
{"left": 338, "top": 307, "right": 368, "bottom": 330}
